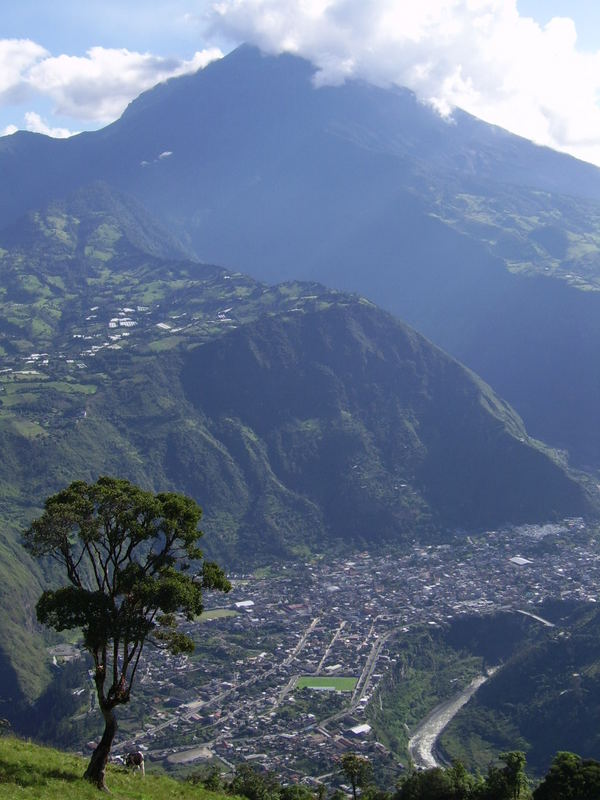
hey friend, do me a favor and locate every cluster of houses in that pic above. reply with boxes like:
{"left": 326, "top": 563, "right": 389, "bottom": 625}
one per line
{"left": 99, "top": 517, "right": 600, "bottom": 783}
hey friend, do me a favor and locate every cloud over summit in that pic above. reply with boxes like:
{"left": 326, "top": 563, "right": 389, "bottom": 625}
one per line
{"left": 0, "top": 40, "right": 222, "bottom": 137}
{"left": 211, "top": 0, "right": 600, "bottom": 166}
{"left": 2, "top": 2, "right": 600, "bottom": 166}
{"left": 25, "top": 47, "right": 222, "bottom": 122}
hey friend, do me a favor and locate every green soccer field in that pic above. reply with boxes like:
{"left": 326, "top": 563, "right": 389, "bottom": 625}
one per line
{"left": 198, "top": 608, "right": 239, "bottom": 621}
{"left": 296, "top": 676, "right": 358, "bottom": 691}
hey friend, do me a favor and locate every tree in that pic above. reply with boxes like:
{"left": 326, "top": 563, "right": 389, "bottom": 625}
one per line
{"left": 395, "top": 767, "right": 455, "bottom": 800}
{"left": 229, "top": 763, "right": 282, "bottom": 800}
{"left": 533, "top": 751, "right": 600, "bottom": 800}
{"left": 394, "top": 762, "right": 479, "bottom": 800}
{"left": 24, "top": 476, "right": 230, "bottom": 791}
{"left": 341, "top": 753, "right": 372, "bottom": 800}
{"left": 481, "top": 752, "right": 530, "bottom": 800}
{"left": 501, "top": 752, "right": 529, "bottom": 800}
{"left": 281, "top": 785, "right": 316, "bottom": 800}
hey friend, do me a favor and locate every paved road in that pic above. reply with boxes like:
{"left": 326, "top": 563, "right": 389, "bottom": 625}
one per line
{"left": 516, "top": 609, "right": 555, "bottom": 627}
{"left": 118, "top": 617, "right": 322, "bottom": 751}
{"left": 352, "top": 632, "right": 391, "bottom": 706}
{"left": 316, "top": 621, "right": 346, "bottom": 673}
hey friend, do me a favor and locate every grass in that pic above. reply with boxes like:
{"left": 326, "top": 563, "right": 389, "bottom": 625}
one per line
{"left": 9, "top": 419, "right": 47, "bottom": 439}
{"left": 0, "top": 736, "right": 234, "bottom": 799}
{"left": 296, "top": 676, "right": 358, "bottom": 691}
{"left": 147, "top": 338, "right": 184, "bottom": 352}
{"left": 198, "top": 609, "right": 238, "bottom": 622}
{"left": 45, "top": 382, "right": 97, "bottom": 395}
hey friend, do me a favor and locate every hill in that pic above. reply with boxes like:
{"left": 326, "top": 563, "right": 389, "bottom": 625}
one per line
{"left": 440, "top": 603, "right": 600, "bottom": 775}
{"left": 0, "top": 735, "right": 225, "bottom": 799}
{"left": 0, "top": 188, "right": 594, "bottom": 716}
{"left": 4, "top": 47, "right": 600, "bottom": 464}
{"left": 368, "top": 611, "right": 548, "bottom": 765}
{"left": 1, "top": 187, "right": 589, "bottom": 552}
{"left": 181, "top": 302, "right": 590, "bottom": 542}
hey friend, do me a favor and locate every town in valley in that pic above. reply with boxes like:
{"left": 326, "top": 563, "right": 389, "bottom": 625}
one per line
{"left": 52, "top": 517, "right": 600, "bottom": 785}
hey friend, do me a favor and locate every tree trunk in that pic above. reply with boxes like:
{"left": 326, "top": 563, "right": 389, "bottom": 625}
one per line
{"left": 83, "top": 706, "right": 117, "bottom": 791}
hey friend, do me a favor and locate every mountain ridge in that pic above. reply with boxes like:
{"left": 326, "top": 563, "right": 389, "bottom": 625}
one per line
{"left": 3, "top": 46, "right": 600, "bottom": 466}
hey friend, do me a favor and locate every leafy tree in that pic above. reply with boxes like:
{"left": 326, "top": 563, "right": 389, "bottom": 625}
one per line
{"left": 23, "top": 476, "right": 230, "bottom": 790}
{"left": 361, "top": 786, "right": 392, "bottom": 800}
{"left": 533, "top": 751, "right": 600, "bottom": 800}
{"left": 447, "top": 760, "right": 482, "bottom": 800}
{"left": 229, "top": 763, "right": 282, "bottom": 800}
{"left": 281, "top": 784, "right": 316, "bottom": 800}
{"left": 316, "top": 783, "right": 327, "bottom": 800}
{"left": 501, "top": 752, "right": 529, "bottom": 800}
{"left": 395, "top": 767, "right": 456, "bottom": 800}
{"left": 341, "top": 753, "right": 372, "bottom": 800}
{"left": 481, "top": 752, "right": 530, "bottom": 800}
{"left": 187, "top": 764, "right": 224, "bottom": 791}
{"left": 395, "top": 761, "right": 479, "bottom": 800}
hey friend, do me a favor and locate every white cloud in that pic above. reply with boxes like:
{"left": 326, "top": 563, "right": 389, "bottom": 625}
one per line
{"left": 26, "top": 46, "right": 222, "bottom": 122}
{"left": 0, "top": 40, "right": 223, "bottom": 131}
{"left": 210, "top": 0, "right": 600, "bottom": 166}
{"left": 1, "top": 114, "right": 75, "bottom": 138}
{"left": 23, "top": 112, "right": 76, "bottom": 139}
{"left": 0, "top": 39, "right": 48, "bottom": 102}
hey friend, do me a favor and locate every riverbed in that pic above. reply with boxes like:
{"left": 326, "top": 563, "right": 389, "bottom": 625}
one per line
{"left": 407, "top": 670, "right": 495, "bottom": 769}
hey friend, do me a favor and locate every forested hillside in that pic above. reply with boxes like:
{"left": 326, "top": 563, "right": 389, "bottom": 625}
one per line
{"left": 0, "top": 187, "right": 592, "bottom": 713}
{"left": 4, "top": 47, "right": 600, "bottom": 465}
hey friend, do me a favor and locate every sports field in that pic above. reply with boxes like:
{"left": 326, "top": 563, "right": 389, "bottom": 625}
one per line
{"left": 296, "top": 676, "right": 358, "bottom": 691}
{"left": 199, "top": 609, "right": 239, "bottom": 621}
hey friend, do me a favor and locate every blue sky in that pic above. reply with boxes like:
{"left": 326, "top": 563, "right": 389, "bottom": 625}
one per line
{"left": 3, "top": 1, "right": 600, "bottom": 166}
{"left": 3, "top": 1, "right": 596, "bottom": 56}
{"left": 1, "top": 1, "right": 227, "bottom": 58}
{"left": 518, "top": 1, "right": 600, "bottom": 51}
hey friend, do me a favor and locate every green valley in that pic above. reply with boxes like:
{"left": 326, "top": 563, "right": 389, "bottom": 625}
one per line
{"left": 0, "top": 186, "right": 597, "bottom": 779}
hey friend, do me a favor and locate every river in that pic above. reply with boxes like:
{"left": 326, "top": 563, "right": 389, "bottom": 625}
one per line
{"left": 407, "top": 670, "right": 496, "bottom": 769}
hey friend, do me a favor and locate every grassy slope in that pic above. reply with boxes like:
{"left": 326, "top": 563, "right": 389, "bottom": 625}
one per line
{"left": 0, "top": 736, "right": 231, "bottom": 799}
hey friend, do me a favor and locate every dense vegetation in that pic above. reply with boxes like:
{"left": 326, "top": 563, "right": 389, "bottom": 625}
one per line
{"left": 361, "top": 607, "right": 600, "bottom": 778}
{"left": 440, "top": 604, "right": 600, "bottom": 775}
{"left": 1, "top": 735, "right": 600, "bottom": 800}
{"left": 0, "top": 187, "right": 590, "bottom": 719}
{"left": 369, "top": 614, "right": 548, "bottom": 764}
{"left": 5, "top": 46, "right": 600, "bottom": 465}
{"left": 368, "top": 628, "right": 485, "bottom": 761}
